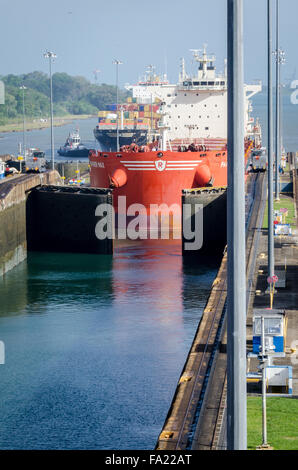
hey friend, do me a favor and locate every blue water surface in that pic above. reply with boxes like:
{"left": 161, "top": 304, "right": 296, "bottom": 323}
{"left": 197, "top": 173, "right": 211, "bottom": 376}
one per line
{"left": 0, "top": 241, "right": 216, "bottom": 450}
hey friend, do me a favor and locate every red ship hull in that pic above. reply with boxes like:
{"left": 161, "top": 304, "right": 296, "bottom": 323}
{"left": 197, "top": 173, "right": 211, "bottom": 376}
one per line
{"left": 89, "top": 148, "right": 234, "bottom": 230}
{"left": 90, "top": 149, "right": 228, "bottom": 208}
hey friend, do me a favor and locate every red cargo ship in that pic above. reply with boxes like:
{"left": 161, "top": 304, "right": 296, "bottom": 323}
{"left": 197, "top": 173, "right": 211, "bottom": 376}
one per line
{"left": 90, "top": 145, "right": 227, "bottom": 210}
{"left": 89, "top": 47, "right": 261, "bottom": 229}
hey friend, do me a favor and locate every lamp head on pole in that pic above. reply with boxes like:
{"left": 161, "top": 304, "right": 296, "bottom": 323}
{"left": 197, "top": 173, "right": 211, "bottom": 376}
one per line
{"left": 112, "top": 59, "right": 123, "bottom": 66}
{"left": 44, "top": 51, "right": 57, "bottom": 61}
{"left": 273, "top": 49, "right": 286, "bottom": 65}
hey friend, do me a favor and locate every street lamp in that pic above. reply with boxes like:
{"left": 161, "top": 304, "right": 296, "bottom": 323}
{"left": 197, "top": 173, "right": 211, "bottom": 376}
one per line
{"left": 274, "top": 0, "right": 286, "bottom": 200}
{"left": 44, "top": 51, "right": 57, "bottom": 170}
{"left": 112, "top": 59, "right": 123, "bottom": 152}
{"left": 267, "top": 0, "right": 274, "bottom": 279}
{"left": 227, "top": 0, "right": 247, "bottom": 450}
{"left": 19, "top": 85, "right": 26, "bottom": 161}
{"left": 93, "top": 69, "right": 101, "bottom": 84}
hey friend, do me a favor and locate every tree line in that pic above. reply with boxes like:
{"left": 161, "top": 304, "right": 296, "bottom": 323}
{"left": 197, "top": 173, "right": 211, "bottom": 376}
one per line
{"left": 0, "top": 71, "right": 129, "bottom": 124}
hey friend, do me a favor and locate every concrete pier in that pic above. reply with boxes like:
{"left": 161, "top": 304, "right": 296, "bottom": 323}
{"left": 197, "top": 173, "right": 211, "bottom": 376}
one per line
{"left": 0, "top": 172, "right": 61, "bottom": 276}
{"left": 157, "top": 173, "right": 266, "bottom": 450}
{"left": 158, "top": 161, "right": 298, "bottom": 450}
{"left": 247, "top": 162, "right": 298, "bottom": 396}
{"left": 0, "top": 171, "right": 113, "bottom": 277}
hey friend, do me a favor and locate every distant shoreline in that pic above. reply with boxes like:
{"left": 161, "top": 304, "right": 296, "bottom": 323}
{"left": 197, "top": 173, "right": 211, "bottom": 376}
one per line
{"left": 0, "top": 114, "right": 96, "bottom": 134}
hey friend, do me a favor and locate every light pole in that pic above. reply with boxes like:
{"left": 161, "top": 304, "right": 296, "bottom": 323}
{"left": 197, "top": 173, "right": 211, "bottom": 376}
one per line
{"left": 93, "top": 69, "right": 101, "bottom": 84}
{"left": 44, "top": 51, "right": 57, "bottom": 170}
{"left": 274, "top": 0, "right": 285, "bottom": 200}
{"left": 227, "top": 0, "right": 247, "bottom": 450}
{"left": 19, "top": 85, "right": 26, "bottom": 161}
{"left": 112, "top": 59, "right": 123, "bottom": 152}
{"left": 267, "top": 0, "right": 274, "bottom": 279}
{"left": 261, "top": 317, "right": 268, "bottom": 447}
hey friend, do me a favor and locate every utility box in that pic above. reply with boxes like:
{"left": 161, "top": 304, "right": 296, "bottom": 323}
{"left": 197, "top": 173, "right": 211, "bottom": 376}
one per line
{"left": 252, "top": 309, "right": 286, "bottom": 355}
{"left": 247, "top": 366, "right": 293, "bottom": 395}
{"left": 265, "top": 366, "right": 293, "bottom": 396}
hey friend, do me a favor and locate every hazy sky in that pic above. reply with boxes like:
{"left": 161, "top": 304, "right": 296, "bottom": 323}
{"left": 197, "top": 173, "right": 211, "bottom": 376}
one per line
{"left": 0, "top": 0, "right": 297, "bottom": 87}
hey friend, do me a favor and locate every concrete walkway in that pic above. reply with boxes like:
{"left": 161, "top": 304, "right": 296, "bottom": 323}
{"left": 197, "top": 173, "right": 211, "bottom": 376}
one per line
{"left": 247, "top": 167, "right": 298, "bottom": 395}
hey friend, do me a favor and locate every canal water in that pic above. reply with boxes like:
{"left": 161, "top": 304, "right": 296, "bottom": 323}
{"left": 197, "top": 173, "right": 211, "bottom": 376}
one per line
{"left": 0, "top": 240, "right": 217, "bottom": 449}
{"left": 0, "top": 117, "right": 99, "bottom": 160}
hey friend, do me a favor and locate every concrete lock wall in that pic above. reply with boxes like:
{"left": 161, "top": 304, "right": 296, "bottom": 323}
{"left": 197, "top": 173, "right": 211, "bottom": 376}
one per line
{"left": 0, "top": 171, "right": 61, "bottom": 277}
{"left": 0, "top": 200, "right": 27, "bottom": 276}
{"left": 55, "top": 162, "right": 90, "bottom": 180}
{"left": 182, "top": 187, "right": 227, "bottom": 258}
{"left": 26, "top": 186, "right": 113, "bottom": 255}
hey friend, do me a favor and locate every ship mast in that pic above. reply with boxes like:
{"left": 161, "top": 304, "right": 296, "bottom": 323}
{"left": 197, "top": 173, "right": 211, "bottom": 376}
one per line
{"left": 190, "top": 44, "right": 216, "bottom": 79}
{"left": 179, "top": 58, "right": 186, "bottom": 83}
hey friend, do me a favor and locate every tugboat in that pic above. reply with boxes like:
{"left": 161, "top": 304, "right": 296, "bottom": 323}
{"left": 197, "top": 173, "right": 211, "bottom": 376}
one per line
{"left": 58, "top": 129, "right": 90, "bottom": 158}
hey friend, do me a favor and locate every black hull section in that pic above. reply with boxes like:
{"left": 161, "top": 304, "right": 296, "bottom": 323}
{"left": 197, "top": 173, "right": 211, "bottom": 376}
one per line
{"left": 57, "top": 148, "right": 90, "bottom": 158}
{"left": 93, "top": 128, "right": 150, "bottom": 151}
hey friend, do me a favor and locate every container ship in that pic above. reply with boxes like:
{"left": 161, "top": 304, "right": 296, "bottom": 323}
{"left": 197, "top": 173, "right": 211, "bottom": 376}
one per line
{"left": 89, "top": 47, "right": 262, "bottom": 229}
{"left": 93, "top": 65, "right": 166, "bottom": 150}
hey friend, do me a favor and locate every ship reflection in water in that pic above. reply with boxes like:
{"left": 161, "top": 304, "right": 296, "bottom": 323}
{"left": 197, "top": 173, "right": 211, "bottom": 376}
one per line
{"left": 0, "top": 240, "right": 217, "bottom": 450}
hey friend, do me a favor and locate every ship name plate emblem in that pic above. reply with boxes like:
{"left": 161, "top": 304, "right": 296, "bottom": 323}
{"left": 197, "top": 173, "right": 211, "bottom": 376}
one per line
{"left": 155, "top": 160, "right": 167, "bottom": 172}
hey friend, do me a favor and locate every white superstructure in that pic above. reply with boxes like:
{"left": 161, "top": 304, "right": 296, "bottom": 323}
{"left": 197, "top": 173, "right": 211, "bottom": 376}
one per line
{"left": 126, "top": 46, "right": 261, "bottom": 144}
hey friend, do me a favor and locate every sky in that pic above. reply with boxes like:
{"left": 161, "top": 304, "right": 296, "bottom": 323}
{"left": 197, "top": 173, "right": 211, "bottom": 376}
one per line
{"left": 0, "top": 0, "right": 297, "bottom": 87}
